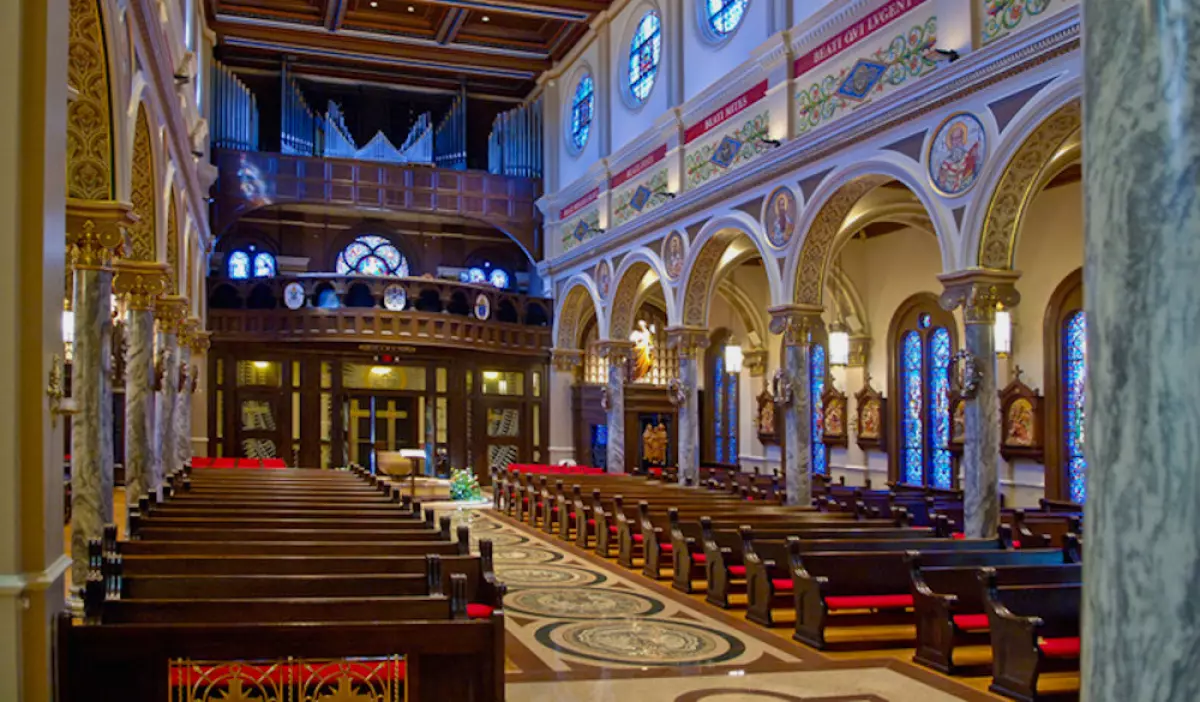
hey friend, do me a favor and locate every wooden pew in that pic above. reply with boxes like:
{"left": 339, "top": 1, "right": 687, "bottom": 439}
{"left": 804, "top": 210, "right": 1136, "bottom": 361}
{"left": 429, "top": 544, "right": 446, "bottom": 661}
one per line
{"left": 906, "top": 542, "right": 1081, "bottom": 673}
{"left": 979, "top": 569, "right": 1081, "bottom": 702}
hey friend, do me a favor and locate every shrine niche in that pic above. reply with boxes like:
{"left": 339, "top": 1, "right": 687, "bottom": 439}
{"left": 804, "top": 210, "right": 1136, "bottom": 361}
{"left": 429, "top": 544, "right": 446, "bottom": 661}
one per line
{"left": 822, "top": 384, "right": 848, "bottom": 447}
{"left": 854, "top": 374, "right": 885, "bottom": 451}
{"left": 756, "top": 388, "right": 778, "bottom": 446}
{"left": 1000, "top": 369, "right": 1044, "bottom": 462}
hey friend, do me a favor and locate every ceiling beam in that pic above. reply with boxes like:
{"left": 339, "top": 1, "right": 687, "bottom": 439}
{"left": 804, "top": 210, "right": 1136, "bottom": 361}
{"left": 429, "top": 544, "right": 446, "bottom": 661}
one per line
{"left": 435, "top": 8, "right": 468, "bottom": 44}
{"left": 323, "top": 0, "right": 347, "bottom": 31}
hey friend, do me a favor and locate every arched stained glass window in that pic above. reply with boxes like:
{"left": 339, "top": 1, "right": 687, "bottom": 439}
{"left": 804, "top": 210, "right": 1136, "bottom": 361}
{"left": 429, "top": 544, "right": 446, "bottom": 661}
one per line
{"left": 336, "top": 235, "right": 409, "bottom": 277}
{"left": 712, "top": 353, "right": 739, "bottom": 464}
{"left": 901, "top": 331, "right": 924, "bottom": 485}
{"left": 570, "top": 73, "right": 594, "bottom": 151}
{"left": 253, "top": 252, "right": 276, "bottom": 278}
{"left": 707, "top": 0, "right": 748, "bottom": 36}
{"left": 810, "top": 342, "right": 827, "bottom": 476}
{"left": 1064, "top": 311, "right": 1087, "bottom": 503}
{"left": 628, "top": 11, "right": 662, "bottom": 103}
{"left": 228, "top": 251, "right": 251, "bottom": 280}
{"left": 929, "top": 328, "right": 952, "bottom": 489}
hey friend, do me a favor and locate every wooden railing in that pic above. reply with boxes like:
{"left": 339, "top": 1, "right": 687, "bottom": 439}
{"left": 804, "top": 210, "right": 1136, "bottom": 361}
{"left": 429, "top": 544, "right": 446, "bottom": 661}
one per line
{"left": 208, "top": 308, "right": 552, "bottom": 356}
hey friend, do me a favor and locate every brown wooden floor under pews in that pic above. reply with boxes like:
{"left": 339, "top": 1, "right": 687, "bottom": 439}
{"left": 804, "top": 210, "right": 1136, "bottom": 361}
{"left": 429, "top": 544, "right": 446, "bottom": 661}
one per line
{"left": 59, "top": 466, "right": 506, "bottom": 702}
{"left": 493, "top": 466, "right": 1084, "bottom": 702}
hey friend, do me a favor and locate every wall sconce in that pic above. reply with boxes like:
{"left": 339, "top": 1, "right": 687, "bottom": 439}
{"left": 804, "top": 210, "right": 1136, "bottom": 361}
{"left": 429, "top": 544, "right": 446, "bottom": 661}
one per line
{"left": 994, "top": 304, "right": 1012, "bottom": 357}
{"left": 653, "top": 191, "right": 677, "bottom": 201}
{"left": 930, "top": 48, "right": 959, "bottom": 64}
{"left": 758, "top": 137, "right": 782, "bottom": 148}
{"left": 724, "top": 345, "right": 744, "bottom": 374}
{"left": 829, "top": 325, "right": 850, "bottom": 367}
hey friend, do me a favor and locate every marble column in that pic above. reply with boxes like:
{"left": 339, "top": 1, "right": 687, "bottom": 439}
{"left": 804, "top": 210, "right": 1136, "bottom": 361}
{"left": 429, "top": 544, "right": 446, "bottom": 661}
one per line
{"left": 939, "top": 270, "right": 1019, "bottom": 538}
{"left": 770, "top": 306, "right": 822, "bottom": 506}
{"left": 67, "top": 214, "right": 124, "bottom": 592}
{"left": 668, "top": 327, "right": 707, "bottom": 486}
{"left": 114, "top": 261, "right": 167, "bottom": 507}
{"left": 1083, "top": 3, "right": 1200, "bottom": 698}
{"left": 154, "top": 296, "right": 186, "bottom": 494}
{"left": 598, "top": 342, "right": 632, "bottom": 474}
{"left": 549, "top": 349, "right": 583, "bottom": 465}
{"left": 174, "top": 337, "right": 193, "bottom": 479}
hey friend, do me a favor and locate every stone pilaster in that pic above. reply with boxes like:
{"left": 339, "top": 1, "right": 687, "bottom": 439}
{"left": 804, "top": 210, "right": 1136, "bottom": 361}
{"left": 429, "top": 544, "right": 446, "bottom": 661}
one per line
{"left": 938, "top": 269, "right": 1021, "bottom": 538}
{"left": 113, "top": 260, "right": 167, "bottom": 507}
{"left": 548, "top": 349, "right": 583, "bottom": 465}
{"left": 65, "top": 199, "right": 133, "bottom": 592}
{"left": 154, "top": 296, "right": 187, "bottom": 495}
{"left": 1082, "top": 2, "right": 1200, "bottom": 697}
{"left": 668, "top": 327, "right": 708, "bottom": 486}
{"left": 769, "top": 305, "right": 823, "bottom": 506}
{"left": 188, "top": 329, "right": 211, "bottom": 462}
{"left": 596, "top": 341, "right": 632, "bottom": 474}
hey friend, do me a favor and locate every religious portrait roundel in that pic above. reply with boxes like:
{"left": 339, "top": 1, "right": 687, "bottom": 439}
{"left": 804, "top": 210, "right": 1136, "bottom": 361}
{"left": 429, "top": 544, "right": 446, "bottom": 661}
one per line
{"left": 928, "top": 112, "right": 987, "bottom": 197}
{"left": 764, "top": 186, "right": 798, "bottom": 249}
{"left": 662, "top": 231, "right": 686, "bottom": 280}
{"left": 595, "top": 260, "right": 612, "bottom": 299}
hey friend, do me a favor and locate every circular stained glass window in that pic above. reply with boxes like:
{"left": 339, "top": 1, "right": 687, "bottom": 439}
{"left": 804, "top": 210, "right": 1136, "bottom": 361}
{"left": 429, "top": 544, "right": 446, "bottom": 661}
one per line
{"left": 489, "top": 269, "right": 510, "bottom": 290}
{"left": 706, "top": 0, "right": 748, "bottom": 37}
{"left": 336, "top": 235, "right": 410, "bottom": 277}
{"left": 628, "top": 11, "right": 661, "bottom": 103}
{"left": 570, "top": 72, "right": 595, "bottom": 151}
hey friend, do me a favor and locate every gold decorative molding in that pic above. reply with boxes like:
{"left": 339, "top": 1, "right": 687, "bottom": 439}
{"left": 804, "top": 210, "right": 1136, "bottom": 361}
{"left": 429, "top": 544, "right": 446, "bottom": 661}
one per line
{"left": 555, "top": 285, "right": 596, "bottom": 351}
{"left": 127, "top": 104, "right": 157, "bottom": 262}
{"left": 608, "top": 262, "right": 652, "bottom": 340}
{"left": 793, "top": 175, "right": 890, "bottom": 306}
{"left": 166, "top": 192, "right": 179, "bottom": 292}
{"left": 155, "top": 295, "right": 188, "bottom": 334}
{"left": 665, "top": 326, "right": 710, "bottom": 359}
{"left": 550, "top": 348, "right": 584, "bottom": 372}
{"left": 938, "top": 269, "right": 1022, "bottom": 325}
{"left": 978, "top": 100, "right": 1081, "bottom": 269}
{"left": 67, "top": 0, "right": 114, "bottom": 200}
{"left": 682, "top": 236, "right": 728, "bottom": 327}
{"left": 189, "top": 328, "right": 212, "bottom": 356}
{"left": 113, "top": 260, "right": 168, "bottom": 310}
{"left": 66, "top": 199, "right": 136, "bottom": 271}
{"left": 768, "top": 304, "right": 825, "bottom": 346}
{"left": 744, "top": 349, "right": 767, "bottom": 377}
{"left": 595, "top": 340, "right": 634, "bottom": 364}
{"left": 847, "top": 334, "right": 871, "bottom": 368}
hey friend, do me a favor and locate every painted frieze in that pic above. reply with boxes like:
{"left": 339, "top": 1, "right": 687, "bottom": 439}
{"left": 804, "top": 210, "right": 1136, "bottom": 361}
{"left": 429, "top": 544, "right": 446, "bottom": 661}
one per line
{"left": 981, "top": 0, "right": 1076, "bottom": 45}
{"left": 611, "top": 145, "right": 670, "bottom": 228}
{"left": 793, "top": 0, "right": 938, "bottom": 137}
{"left": 684, "top": 81, "right": 772, "bottom": 189}
{"left": 560, "top": 187, "right": 602, "bottom": 254}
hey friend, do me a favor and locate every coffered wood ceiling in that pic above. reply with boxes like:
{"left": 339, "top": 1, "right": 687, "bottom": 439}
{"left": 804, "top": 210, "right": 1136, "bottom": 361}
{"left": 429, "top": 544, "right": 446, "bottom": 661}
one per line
{"left": 208, "top": 0, "right": 614, "bottom": 99}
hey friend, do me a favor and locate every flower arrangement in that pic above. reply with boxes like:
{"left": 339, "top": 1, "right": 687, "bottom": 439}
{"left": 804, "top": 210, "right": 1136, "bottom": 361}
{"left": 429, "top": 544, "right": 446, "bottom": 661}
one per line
{"left": 449, "top": 468, "right": 482, "bottom": 502}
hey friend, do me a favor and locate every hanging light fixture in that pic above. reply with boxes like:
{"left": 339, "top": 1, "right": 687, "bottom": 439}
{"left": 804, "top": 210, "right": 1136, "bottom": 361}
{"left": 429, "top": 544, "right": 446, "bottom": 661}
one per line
{"left": 994, "top": 304, "right": 1012, "bottom": 357}
{"left": 724, "top": 345, "right": 744, "bottom": 374}
{"left": 829, "top": 324, "right": 850, "bottom": 366}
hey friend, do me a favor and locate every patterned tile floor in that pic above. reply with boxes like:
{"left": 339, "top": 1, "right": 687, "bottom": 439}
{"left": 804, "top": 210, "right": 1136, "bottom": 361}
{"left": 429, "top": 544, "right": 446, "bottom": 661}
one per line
{"left": 443, "top": 506, "right": 1005, "bottom": 702}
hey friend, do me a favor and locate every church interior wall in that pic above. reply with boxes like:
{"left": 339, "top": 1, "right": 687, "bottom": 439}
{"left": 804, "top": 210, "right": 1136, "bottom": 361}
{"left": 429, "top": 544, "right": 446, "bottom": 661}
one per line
{"left": 681, "top": 0, "right": 773, "bottom": 102}
{"left": 608, "top": 0, "right": 672, "bottom": 154}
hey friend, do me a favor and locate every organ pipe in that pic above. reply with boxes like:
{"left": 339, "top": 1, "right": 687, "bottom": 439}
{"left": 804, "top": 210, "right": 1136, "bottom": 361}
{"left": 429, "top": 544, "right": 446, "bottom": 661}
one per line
{"left": 280, "top": 63, "right": 323, "bottom": 156}
{"left": 434, "top": 85, "right": 467, "bottom": 170}
{"left": 210, "top": 60, "right": 259, "bottom": 151}
{"left": 488, "top": 96, "right": 542, "bottom": 179}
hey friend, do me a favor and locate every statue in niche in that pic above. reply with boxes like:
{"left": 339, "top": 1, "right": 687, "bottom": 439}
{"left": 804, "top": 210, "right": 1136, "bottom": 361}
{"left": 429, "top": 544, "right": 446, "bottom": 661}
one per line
{"left": 629, "top": 319, "right": 656, "bottom": 383}
{"left": 642, "top": 422, "right": 668, "bottom": 465}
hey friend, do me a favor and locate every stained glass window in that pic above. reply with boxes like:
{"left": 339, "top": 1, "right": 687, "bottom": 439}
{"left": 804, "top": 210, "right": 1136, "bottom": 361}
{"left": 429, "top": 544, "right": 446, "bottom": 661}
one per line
{"left": 464, "top": 267, "right": 487, "bottom": 284}
{"left": 228, "top": 251, "right": 250, "bottom": 279}
{"left": 726, "top": 366, "right": 739, "bottom": 463}
{"left": 929, "top": 327, "right": 952, "bottom": 489}
{"left": 252, "top": 252, "right": 276, "bottom": 278}
{"left": 571, "top": 73, "right": 594, "bottom": 151}
{"left": 810, "top": 343, "right": 827, "bottom": 476}
{"left": 707, "top": 0, "right": 748, "bottom": 36}
{"left": 901, "top": 331, "right": 924, "bottom": 485}
{"left": 1064, "top": 311, "right": 1087, "bottom": 503}
{"left": 712, "top": 353, "right": 739, "bottom": 464}
{"left": 335, "top": 235, "right": 409, "bottom": 277}
{"left": 489, "top": 269, "right": 510, "bottom": 289}
{"left": 628, "top": 11, "right": 661, "bottom": 103}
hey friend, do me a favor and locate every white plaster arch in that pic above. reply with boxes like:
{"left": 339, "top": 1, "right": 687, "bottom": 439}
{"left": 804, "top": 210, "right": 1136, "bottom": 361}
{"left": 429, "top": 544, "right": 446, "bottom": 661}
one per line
{"left": 554, "top": 273, "right": 607, "bottom": 349}
{"left": 783, "top": 152, "right": 958, "bottom": 304}
{"left": 958, "top": 74, "right": 1082, "bottom": 270}
{"left": 607, "top": 246, "right": 679, "bottom": 337}
{"left": 677, "top": 209, "right": 785, "bottom": 329}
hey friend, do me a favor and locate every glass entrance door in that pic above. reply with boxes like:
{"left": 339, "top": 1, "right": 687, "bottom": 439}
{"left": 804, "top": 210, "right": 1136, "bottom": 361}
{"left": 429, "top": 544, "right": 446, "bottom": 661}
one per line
{"left": 345, "top": 394, "right": 419, "bottom": 471}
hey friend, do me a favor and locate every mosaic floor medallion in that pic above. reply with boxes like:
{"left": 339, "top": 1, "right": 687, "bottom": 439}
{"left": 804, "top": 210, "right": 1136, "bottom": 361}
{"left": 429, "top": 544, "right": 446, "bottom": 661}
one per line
{"left": 534, "top": 619, "right": 746, "bottom": 667}
{"left": 494, "top": 564, "right": 606, "bottom": 588}
{"left": 474, "top": 532, "right": 528, "bottom": 548}
{"left": 493, "top": 546, "right": 562, "bottom": 564}
{"left": 505, "top": 587, "right": 664, "bottom": 620}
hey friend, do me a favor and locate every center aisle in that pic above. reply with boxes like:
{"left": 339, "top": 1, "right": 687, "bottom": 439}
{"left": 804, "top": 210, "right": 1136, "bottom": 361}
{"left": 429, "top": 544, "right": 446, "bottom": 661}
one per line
{"left": 445, "top": 507, "right": 994, "bottom": 702}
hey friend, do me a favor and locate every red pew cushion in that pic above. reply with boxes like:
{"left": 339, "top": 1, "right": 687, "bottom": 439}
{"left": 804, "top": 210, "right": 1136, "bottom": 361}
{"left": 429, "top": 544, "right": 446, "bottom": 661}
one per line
{"left": 568, "top": 512, "right": 577, "bottom": 520}
{"left": 587, "top": 519, "right": 596, "bottom": 526}
{"left": 825, "top": 594, "right": 913, "bottom": 610}
{"left": 692, "top": 554, "right": 706, "bottom": 564}
{"left": 659, "top": 543, "right": 672, "bottom": 552}
{"left": 466, "top": 603, "right": 494, "bottom": 619}
{"left": 771, "top": 578, "right": 793, "bottom": 592}
{"left": 1039, "top": 637, "right": 1081, "bottom": 658}
{"left": 632, "top": 534, "right": 644, "bottom": 543}
{"left": 728, "top": 565, "right": 746, "bottom": 577}
{"left": 953, "top": 614, "right": 990, "bottom": 631}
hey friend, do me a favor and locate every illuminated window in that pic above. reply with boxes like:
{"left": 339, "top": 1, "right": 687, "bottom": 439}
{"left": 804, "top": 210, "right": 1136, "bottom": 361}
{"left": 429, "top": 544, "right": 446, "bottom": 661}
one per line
{"left": 336, "top": 235, "right": 409, "bottom": 277}
{"left": 896, "top": 311, "right": 953, "bottom": 488}
{"left": 810, "top": 342, "right": 827, "bottom": 476}
{"left": 570, "top": 72, "right": 594, "bottom": 151}
{"left": 489, "top": 269, "right": 510, "bottom": 289}
{"left": 628, "top": 11, "right": 661, "bottom": 103}
{"left": 228, "top": 251, "right": 250, "bottom": 279}
{"left": 252, "top": 252, "right": 276, "bottom": 278}
{"left": 707, "top": 0, "right": 748, "bottom": 37}
{"left": 1063, "top": 311, "right": 1087, "bottom": 503}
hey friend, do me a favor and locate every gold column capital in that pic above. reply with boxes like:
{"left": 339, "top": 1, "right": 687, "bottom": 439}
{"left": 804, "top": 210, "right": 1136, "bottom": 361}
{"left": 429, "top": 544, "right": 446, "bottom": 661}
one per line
{"left": 665, "top": 326, "right": 710, "bottom": 359}
{"left": 595, "top": 340, "right": 634, "bottom": 363}
{"left": 550, "top": 348, "right": 584, "bottom": 372}
{"left": 66, "top": 198, "right": 137, "bottom": 271}
{"left": 768, "top": 304, "right": 825, "bottom": 346}
{"left": 188, "top": 326, "right": 211, "bottom": 355}
{"left": 155, "top": 295, "right": 188, "bottom": 335}
{"left": 744, "top": 349, "right": 767, "bottom": 377}
{"left": 938, "top": 268, "right": 1022, "bottom": 325}
{"left": 113, "top": 260, "right": 168, "bottom": 310}
{"left": 848, "top": 334, "right": 871, "bottom": 368}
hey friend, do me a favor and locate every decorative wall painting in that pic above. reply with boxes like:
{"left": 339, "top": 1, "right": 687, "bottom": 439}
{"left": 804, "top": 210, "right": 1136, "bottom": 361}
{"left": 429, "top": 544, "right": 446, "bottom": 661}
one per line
{"left": 928, "top": 112, "right": 987, "bottom": 196}
{"left": 999, "top": 370, "right": 1044, "bottom": 461}
{"left": 595, "top": 260, "right": 612, "bottom": 298}
{"left": 764, "top": 186, "right": 798, "bottom": 248}
{"left": 663, "top": 231, "right": 686, "bottom": 280}
{"left": 854, "top": 374, "right": 885, "bottom": 451}
{"left": 822, "top": 385, "right": 848, "bottom": 448}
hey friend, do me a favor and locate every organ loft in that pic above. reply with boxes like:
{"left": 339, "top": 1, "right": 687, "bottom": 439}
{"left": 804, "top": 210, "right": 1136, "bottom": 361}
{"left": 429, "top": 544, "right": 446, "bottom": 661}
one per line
{"left": 1, "top": 0, "right": 1197, "bottom": 700}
